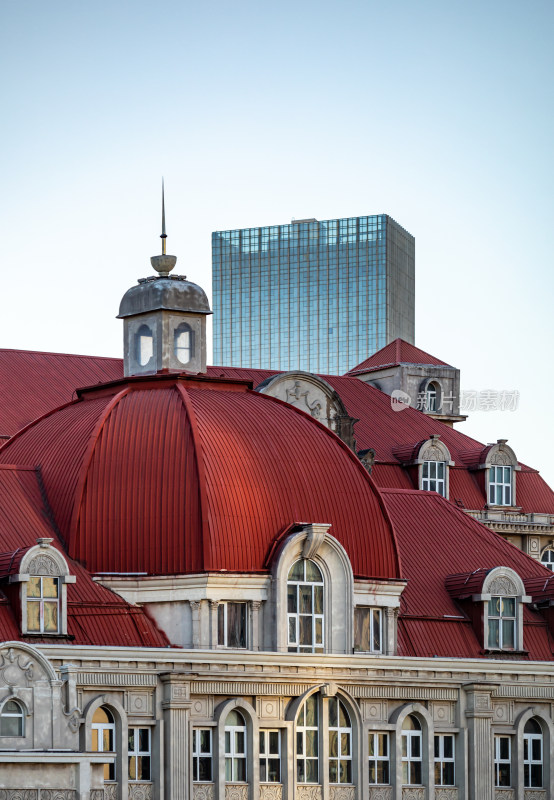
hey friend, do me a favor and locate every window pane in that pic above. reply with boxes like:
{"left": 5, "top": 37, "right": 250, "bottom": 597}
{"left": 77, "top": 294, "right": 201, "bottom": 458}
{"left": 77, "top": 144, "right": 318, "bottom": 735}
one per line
{"left": 340, "top": 761, "right": 351, "bottom": 783}
{"left": 488, "top": 619, "right": 500, "bottom": 648}
{"left": 328, "top": 698, "right": 337, "bottom": 727}
{"left": 502, "top": 620, "right": 515, "bottom": 648}
{"left": 44, "top": 601, "right": 58, "bottom": 632}
{"left": 372, "top": 609, "right": 381, "bottom": 651}
{"left": 444, "top": 762, "right": 455, "bottom": 785}
{"left": 411, "top": 734, "right": 421, "bottom": 757}
{"left": 200, "top": 729, "right": 211, "bottom": 753}
{"left": 269, "top": 730, "right": 279, "bottom": 753}
{"left": 329, "top": 760, "right": 338, "bottom": 783}
{"left": 289, "top": 561, "right": 304, "bottom": 581}
{"left": 503, "top": 598, "right": 515, "bottom": 616}
{"left": 341, "top": 732, "right": 350, "bottom": 756}
{"left": 199, "top": 757, "right": 212, "bottom": 781}
{"left": 305, "top": 561, "right": 322, "bottom": 582}
{"left": 42, "top": 578, "right": 59, "bottom": 598}
{"left": 329, "top": 730, "right": 338, "bottom": 757}
{"left": 287, "top": 585, "right": 297, "bottom": 613}
{"left": 411, "top": 761, "right": 422, "bottom": 784}
{"left": 305, "top": 696, "right": 317, "bottom": 726}
{"left": 354, "top": 608, "right": 370, "bottom": 651}
{"left": 268, "top": 758, "right": 280, "bottom": 781}
{"left": 27, "top": 602, "right": 40, "bottom": 631}
{"left": 499, "top": 737, "right": 510, "bottom": 760}
{"left": 235, "top": 731, "right": 245, "bottom": 754}
{"left": 444, "top": 736, "right": 453, "bottom": 758}
{"left": 299, "top": 616, "right": 313, "bottom": 645}
{"left": 315, "top": 617, "right": 323, "bottom": 645}
{"left": 314, "top": 585, "right": 323, "bottom": 614}
{"left": 306, "top": 730, "right": 318, "bottom": 757}
{"left": 378, "top": 762, "right": 389, "bottom": 784}
{"left": 305, "top": 759, "right": 318, "bottom": 783}
{"left": 28, "top": 577, "right": 41, "bottom": 598}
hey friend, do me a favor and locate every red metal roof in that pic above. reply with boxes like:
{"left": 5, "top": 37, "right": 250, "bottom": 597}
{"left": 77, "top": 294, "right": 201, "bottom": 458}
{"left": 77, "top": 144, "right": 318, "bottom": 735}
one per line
{"left": 0, "top": 375, "right": 401, "bottom": 581}
{"left": 381, "top": 488, "right": 554, "bottom": 659}
{"left": 0, "top": 465, "right": 168, "bottom": 648}
{"left": 347, "top": 338, "right": 451, "bottom": 375}
{"left": 0, "top": 349, "right": 122, "bottom": 437}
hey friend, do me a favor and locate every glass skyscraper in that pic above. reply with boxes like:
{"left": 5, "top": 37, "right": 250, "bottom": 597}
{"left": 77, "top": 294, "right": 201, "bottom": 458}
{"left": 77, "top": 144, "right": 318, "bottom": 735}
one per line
{"left": 212, "top": 214, "right": 414, "bottom": 375}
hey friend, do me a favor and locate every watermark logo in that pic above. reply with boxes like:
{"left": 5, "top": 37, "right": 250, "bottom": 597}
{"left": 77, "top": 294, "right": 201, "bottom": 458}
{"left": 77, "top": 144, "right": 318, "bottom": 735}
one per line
{"left": 391, "top": 389, "right": 412, "bottom": 412}
{"left": 391, "top": 389, "right": 520, "bottom": 413}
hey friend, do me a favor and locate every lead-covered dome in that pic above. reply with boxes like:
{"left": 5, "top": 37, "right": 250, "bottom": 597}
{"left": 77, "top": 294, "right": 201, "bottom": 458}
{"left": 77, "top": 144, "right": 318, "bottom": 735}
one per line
{"left": 0, "top": 374, "right": 400, "bottom": 580}
{"left": 118, "top": 275, "right": 211, "bottom": 318}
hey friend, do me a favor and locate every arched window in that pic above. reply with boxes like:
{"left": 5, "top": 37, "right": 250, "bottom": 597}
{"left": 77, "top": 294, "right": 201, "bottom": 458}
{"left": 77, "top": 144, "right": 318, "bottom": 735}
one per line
{"left": 0, "top": 700, "right": 24, "bottom": 736}
{"left": 401, "top": 715, "right": 422, "bottom": 786}
{"left": 541, "top": 548, "right": 554, "bottom": 571}
{"left": 425, "top": 382, "right": 440, "bottom": 413}
{"left": 328, "top": 697, "right": 352, "bottom": 784}
{"left": 287, "top": 559, "right": 324, "bottom": 653}
{"left": 92, "top": 706, "right": 116, "bottom": 781}
{"left": 27, "top": 575, "right": 60, "bottom": 633}
{"left": 174, "top": 323, "right": 194, "bottom": 365}
{"left": 136, "top": 324, "right": 153, "bottom": 367}
{"left": 225, "top": 710, "right": 246, "bottom": 782}
{"left": 524, "top": 718, "right": 543, "bottom": 788}
{"left": 296, "top": 695, "right": 319, "bottom": 784}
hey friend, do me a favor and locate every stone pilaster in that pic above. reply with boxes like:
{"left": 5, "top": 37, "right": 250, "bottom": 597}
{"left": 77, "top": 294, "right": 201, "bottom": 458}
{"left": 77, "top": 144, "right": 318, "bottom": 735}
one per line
{"left": 161, "top": 673, "right": 193, "bottom": 800}
{"left": 251, "top": 601, "right": 261, "bottom": 651}
{"left": 191, "top": 601, "right": 201, "bottom": 648}
{"left": 464, "top": 684, "right": 497, "bottom": 800}
{"left": 210, "top": 600, "right": 219, "bottom": 648}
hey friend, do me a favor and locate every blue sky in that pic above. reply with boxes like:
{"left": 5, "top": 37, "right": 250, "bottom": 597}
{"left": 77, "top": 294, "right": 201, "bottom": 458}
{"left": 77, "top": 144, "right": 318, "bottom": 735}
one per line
{"left": 1, "top": 0, "right": 553, "bottom": 485}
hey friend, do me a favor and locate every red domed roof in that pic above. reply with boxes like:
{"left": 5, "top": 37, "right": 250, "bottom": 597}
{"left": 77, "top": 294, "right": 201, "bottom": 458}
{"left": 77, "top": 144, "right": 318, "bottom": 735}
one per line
{"left": 0, "top": 374, "right": 400, "bottom": 581}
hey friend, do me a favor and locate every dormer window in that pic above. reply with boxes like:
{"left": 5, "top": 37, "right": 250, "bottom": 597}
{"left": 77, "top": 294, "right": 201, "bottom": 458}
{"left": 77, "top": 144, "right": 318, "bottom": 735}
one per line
{"left": 487, "top": 596, "right": 516, "bottom": 649}
{"left": 422, "top": 460, "right": 446, "bottom": 497}
{"left": 10, "top": 539, "right": 76, "bottom": 636}
{"left": 425, "top": 382, "right": 440, "bottom": 413}
{"left": 287, "top": 559, "right": 324, "bottom": 654}
{"left": 489, "top": 466, "right": 512, "bottom": 506}
{"left": 27, "top": 576, "right": 60, "bottom": 633}
{"left": 540, "top": 547, "right": 554, "bottom": 571}
{"left": 136, "top": 324, "right": 154, "bottom": 367}
{"left": 174, "top": 323, "right": 194, "bottom": 366}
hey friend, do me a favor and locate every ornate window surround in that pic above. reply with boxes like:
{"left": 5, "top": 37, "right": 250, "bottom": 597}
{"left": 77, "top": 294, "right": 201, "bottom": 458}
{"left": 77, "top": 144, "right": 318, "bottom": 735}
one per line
{"left": 417, "top": 436, "right": 454, "bottom": 500}
{"left": 272, "top": 524, "right": 354, "bottom": 655}
{"left": 215, "top": 698, "right": 261, "bottom": 796}
{"left": 472, "top": 567, "right": 531, "bottom": 653}
{"left": 9, "top": 538, "right": 76, "bottom": 636}
{"left": 389, "top": 703, "right": 434, "bottom": 793}
{"left": 482, "top": 440, "right": 520, "bottom": 508}
{"left": 82, "top": 695, "right": 128, "bottom": 795}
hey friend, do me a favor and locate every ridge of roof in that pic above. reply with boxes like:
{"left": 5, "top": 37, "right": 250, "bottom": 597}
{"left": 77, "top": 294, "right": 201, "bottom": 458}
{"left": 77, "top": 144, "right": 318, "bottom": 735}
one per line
{"left": 347, "top": 338, "right": 451, "bottom": 375}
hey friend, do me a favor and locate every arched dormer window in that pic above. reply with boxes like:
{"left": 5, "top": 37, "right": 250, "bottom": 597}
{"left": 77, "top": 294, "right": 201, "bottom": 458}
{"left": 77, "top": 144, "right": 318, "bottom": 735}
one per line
{"left": 481, "top": 567, "right": 530, "bottom": 652}
{"left": 418, "top": 379, "right": 442, "bottom": 414}
{"left": 13, "top": 539, "right": 75, "bottom": 637}
{"left": 485, "top": 440, "right": 519, "bottom": 507}
{"left": 174, "top": 322, "right": 194, "bottom": 366}
{"left": 417, "top": 436, "right": 453, "bottom": 499}
{"left": 136, "top": 324, "right": 153, "bottom": 367}
{"left": 0, "top": 700, "right": 24, "bottom": 737}
{"left": 287, "top": 559, "right": 324, "bottom": 654}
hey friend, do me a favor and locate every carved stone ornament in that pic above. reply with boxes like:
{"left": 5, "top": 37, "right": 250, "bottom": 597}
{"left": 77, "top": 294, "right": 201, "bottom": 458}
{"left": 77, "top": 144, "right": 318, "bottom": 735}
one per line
{"left": 490, "top": 452, "right": 511, "bottom": 466}
{"left": 259, "top": 786, "right": 283, "bottom": 800}
{"left": 128, "top": 785, "right": 153, "bottom": 800}
{"left": 423, "top": 444, "right": 443, "bottom": 462}
{"left": 90, "top": 792, "right": 105, "bottom": 800}
{"left": 103, "top": 785, "right": 118, "bottom": 800}
{"left": 40, "top": 793, "right": 77, "bottom": 800}
{"left": 193, "top": 786, "right": 214, "bottom": 800}
{"left": 0, "top": 647, "right": 38, "bottom": 685}
{"left": 285, "top": 381, "right": 323, "bottom": 419}
{"left": 494, "top": 791, "right": 515, "bottom": 800}
{"left": 27, "top": 554, "right": 59, "bottom": 576}
{"left": 368, "top": 788, "right": 393, "bottom": 800}
{"left": 524, "top": 792, "right": 547, "bottom": 800}
{"left": 401, "top": 790, "right": 425, "bottom": 800}
{"left": 225, "top": 786, "right": 248, "bottom": 800}
{"left": 488, "top": 576, "right": 518, "bottom": 595}
{"left": 329, "top": 787, "right": 355, "bottom": 800}
{"left": 0, "top": 793, "right": 39, "bottom": 800}
{"left": 436, "top": 790, "right": 458, "bottom": 800}
{"left": 296, "top": 787, "right": 323, "bottom": 800}
{"left": 64, "top": 707, "right": 81, "bottom": 733}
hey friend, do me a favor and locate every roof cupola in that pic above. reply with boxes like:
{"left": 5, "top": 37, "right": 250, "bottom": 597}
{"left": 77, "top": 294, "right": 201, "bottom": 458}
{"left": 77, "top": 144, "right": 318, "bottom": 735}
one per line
{"left": 118, "top": 181, "right": 212, "bottom": 377}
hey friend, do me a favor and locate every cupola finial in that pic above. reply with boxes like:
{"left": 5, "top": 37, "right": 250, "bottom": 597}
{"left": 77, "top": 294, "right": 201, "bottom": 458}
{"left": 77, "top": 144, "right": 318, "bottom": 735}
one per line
{"left": 151, "top": 178, "right": 176, "bottom": 277}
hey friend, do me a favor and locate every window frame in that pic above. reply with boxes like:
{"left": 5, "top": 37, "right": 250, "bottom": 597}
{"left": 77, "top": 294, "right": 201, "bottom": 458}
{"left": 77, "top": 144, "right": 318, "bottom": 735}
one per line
{"left": 192, "top": 728, "right": 213, "bottom": 783}
{"left": 224, "top": 711, "right": 247, "bottom": 783}
{"left": 523, "top": 720, "right": 543, "bottom": 789}
{"left": 489, "top": 465, "right": 513, "bottom": 506}
{"left": 401, "top": 716, "right": 422, "bottom": 786}
{"left": 174, "top": 322, "right": 194, "bottom": 366}
{"left": 421, "top": 460, "right": 446, "bottom": 497}
{"left": 328, "top": 697, "right": 352, "bottom": 785}
{"left": 487, "top": 595, "right": 517, "bottom": 650}
{"left": 218, "top": 602, "right": 247, "bottom": 649}
{"left": 354, "top": 606, "right": 382, "bottom": 653}
{"left": 540, "top": 548, "right": 554, "bottom": 571}
{"left": 136, "top": 323, "right": 154, "bottom": 367}
{"left": 434, "top": 733, "right": 455, "bottom": 786}
{"left": 259, "top": 729, "right": 281, "bottom": 783}
{"left": 92, "top": 706, "right": 116, "bottom": 782}
{"left": 287, "top": 558, "right": 325, "bottom": 654}
{"left": 494, "top": 735, "right": 511, "bottom": 788}
{"left": 0, "top": 700, "right": 25, "bottom": 737}
{"left": 128, "top": 726, "right": 151, "bottom": 783}
{"left": 26, "top": 575, "right": 60, "bottom": 634}
{"left": 296, "top": 695, "right": 319, "bottom": 784}
{"left": 368, "top": 732, "right": 390, "bottom": 786}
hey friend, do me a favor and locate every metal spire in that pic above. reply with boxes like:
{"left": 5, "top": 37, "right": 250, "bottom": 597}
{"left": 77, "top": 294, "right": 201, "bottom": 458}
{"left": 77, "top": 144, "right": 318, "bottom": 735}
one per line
{"left": 161, "top": 178, "right": 167, "bottom": 255}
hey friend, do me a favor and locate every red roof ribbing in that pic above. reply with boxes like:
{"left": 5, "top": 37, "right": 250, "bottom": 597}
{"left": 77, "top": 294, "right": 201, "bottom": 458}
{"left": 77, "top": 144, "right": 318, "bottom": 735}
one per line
{"left": 0, "top": 376, "right": 401, "bottom": 580}
{"left": 381, "top": 488, "right": 554, "bottom": 659}
{"left": 0, "top": 465, "right": 168, "bottom": 648}
{"left": 347, "top": 338, "right": 450, "bottom": 375}
{"left": 0, "top": 349, "right": 122, "bottom": 436}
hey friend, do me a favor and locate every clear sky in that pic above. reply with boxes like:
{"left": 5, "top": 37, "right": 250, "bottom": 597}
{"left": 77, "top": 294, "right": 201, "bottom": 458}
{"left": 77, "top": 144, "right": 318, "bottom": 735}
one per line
{"left": 1, "top": 0, "right": 553, "bottom": 487}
